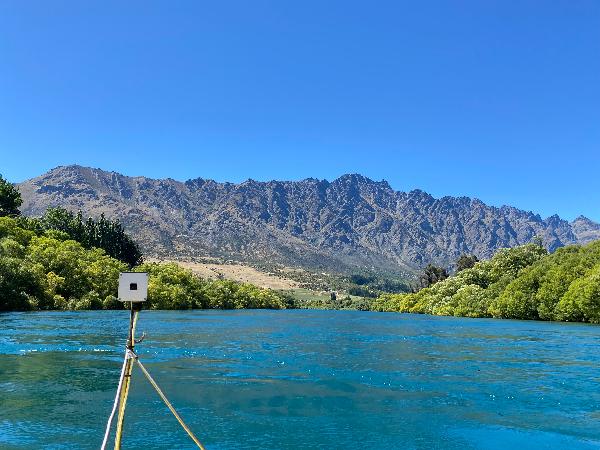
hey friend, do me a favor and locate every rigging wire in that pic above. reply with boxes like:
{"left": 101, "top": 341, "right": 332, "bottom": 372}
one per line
{"left": 100, "top": 350, "right": 130, "bottom": 450}
{"left": 134, "top": 355, "right": 206, "bottom": 450}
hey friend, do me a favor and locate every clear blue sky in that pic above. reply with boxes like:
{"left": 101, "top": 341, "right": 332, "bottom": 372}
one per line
{"left": 1, "top": 1, "right": 599, "bottom": 221}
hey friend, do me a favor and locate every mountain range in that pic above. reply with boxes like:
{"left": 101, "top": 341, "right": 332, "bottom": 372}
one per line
{"left": 17, "top": 165, "right": 600, "bottom": 275}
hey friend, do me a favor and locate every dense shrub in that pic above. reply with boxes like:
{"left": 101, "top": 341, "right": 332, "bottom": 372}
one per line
{"left": 374, "top": 241, "right": 600, "bottom": 323}
{"left": 0, "top": 217, "right": 288, "bottom": 311}
{"left": 137, "top": 262, "right": 287, "bottom": 310}
{"left": 36, "top": 207, "right": 143, "bottom": 267}
{"left": 555, "top": 264, "right": 600, "bottom": 323}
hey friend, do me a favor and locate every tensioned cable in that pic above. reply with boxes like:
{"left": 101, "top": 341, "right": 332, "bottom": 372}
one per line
{"left": 134, "top": 357, "right": 206, "bottom": 450}
{"left": 100, "top": 350, "right": 131, "bottom": 450}
{"left": 101, "top": 306, "right": 204, "bottom": 449}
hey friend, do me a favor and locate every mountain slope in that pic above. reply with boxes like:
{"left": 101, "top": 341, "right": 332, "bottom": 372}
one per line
{"left": 17, "top": 165, "right": 597, "bottom": 274}
{"left": 571, "top": 216, "right": 600, "bottom": 244}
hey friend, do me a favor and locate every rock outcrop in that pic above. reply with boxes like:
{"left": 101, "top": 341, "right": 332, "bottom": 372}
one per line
{"left": 18, "top": 165, "right": 597, "bottom": 273}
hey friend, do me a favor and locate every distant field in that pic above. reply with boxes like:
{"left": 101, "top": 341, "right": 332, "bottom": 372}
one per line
{"left": 155, "top": 259, "right": 300, "bottom": 290}
{"left": 282, "top": 288, "right": 331, "bottom": 303}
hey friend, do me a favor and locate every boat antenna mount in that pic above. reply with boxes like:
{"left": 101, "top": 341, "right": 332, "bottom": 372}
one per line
{"left": 100, "top": 272, "right": 205, "bottom": 450}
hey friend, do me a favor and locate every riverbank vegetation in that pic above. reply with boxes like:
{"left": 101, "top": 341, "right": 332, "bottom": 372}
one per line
{"left": 0, "top": 176, "right": 289, "bottom": 311}
{"left": 372, "top": 241, "right": 600, "bottom": 323}
{"left": 0, "top": 215, "right": 288, "bottom": 311}
{"left": 2, "top": 175, "right": 600, "bottom": 321}
{"left": 35, "top": 207, "right": 143, "bottom": 267}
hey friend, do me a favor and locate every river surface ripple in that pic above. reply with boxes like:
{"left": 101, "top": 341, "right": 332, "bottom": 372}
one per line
{"left": 1, "top": 309, "right": 600, "bottom": 449}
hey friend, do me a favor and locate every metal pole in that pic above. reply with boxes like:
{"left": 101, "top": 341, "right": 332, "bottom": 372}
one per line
{"left": 114, "top": 302, "right": 141, "bottom": 449}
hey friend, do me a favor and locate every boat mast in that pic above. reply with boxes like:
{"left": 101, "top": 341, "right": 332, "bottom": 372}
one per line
{"left": 100, "top": 272, "right": 205, "bottom": 449}
{"left": 114, "top": 302, "right": 141, "bottom": 449}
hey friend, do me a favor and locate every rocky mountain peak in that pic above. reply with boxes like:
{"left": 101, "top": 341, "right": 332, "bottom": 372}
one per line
{"left": 571, "top": 215, "right": 600, "bottom": 244}
{"left": 16, "top": 165, "right": 598, "bottom": 274}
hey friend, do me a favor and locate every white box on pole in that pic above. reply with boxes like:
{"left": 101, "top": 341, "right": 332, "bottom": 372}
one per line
{"left": 118, "top": 272, "right": 148, "bottom": 302}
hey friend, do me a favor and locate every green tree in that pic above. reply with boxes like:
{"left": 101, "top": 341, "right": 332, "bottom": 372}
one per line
{"left": 379, "top": 243, "right": 551, "bottom": 321}
{"left": 0, "top": 217, "right": 36, "bottom": 246}
{"left": 137, "top": 262, "right": 285, "bottom": 310}
{"left": 555, "top": 264, "right": 600, "bottom": 323}
{"left": 419, "top": 264, "right": 449, "bottom": 289}
{"left": 137, "top": 262, "right": 206, "bottom": 309}
{"left": 449, "top": 285, "right": 488, "bottom": 318}
{"left": 0, "top": 174, "right": 22, "bottom": 217}
{"left": 455, "top": 254, "right": 479, "bottom": 272}
{"left": 488, "top": 243, "right": 600, "bottom": 320}
{"left": 0, "top": 256, "right": 46, "bottom": 310}
{"left": 0, "top": 215, "right": 290, "bottom": 312}
{"left": 41, "top": 207, "right": 143, "bottom": 267}
{"left": 26, "top": 235, "right": 127, "bottom": 308}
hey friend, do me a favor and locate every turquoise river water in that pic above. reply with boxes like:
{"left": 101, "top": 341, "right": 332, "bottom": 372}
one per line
{"left": 1, "top": 310, "right": 600, "bottom": 449}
